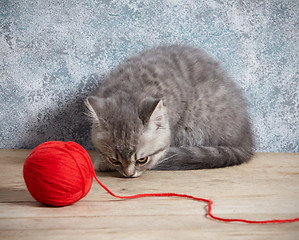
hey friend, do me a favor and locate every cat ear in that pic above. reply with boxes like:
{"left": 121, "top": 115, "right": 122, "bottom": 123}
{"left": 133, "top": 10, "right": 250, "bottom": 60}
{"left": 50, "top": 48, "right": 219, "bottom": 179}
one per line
{"left": 139, "top": 97, "right": 160, "bottom": 124}
{"left": 85, "top": 96, "right": 107, "bottom": 124}
{"left": 147, "top": 99, "right": 167, "bottom": 130}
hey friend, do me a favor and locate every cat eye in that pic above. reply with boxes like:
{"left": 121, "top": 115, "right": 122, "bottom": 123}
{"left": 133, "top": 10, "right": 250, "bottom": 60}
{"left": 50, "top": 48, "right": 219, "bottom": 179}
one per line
{"left": 108, "top": 158, "right": 121, "bottom": 165}
{"left": 137, "top": 156, "right": 149, "bottom": 164}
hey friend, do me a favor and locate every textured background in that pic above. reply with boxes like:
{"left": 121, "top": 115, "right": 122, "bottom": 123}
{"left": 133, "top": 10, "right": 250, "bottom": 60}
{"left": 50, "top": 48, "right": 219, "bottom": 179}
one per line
{"left": 0, "top": 0, "right": 298, "bottom": 152}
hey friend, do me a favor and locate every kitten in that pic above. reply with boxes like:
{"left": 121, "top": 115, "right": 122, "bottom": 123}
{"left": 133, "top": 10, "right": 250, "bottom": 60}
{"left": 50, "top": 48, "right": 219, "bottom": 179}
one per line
{"left": 86, "top": 45, "right": 254, "bottom": 177}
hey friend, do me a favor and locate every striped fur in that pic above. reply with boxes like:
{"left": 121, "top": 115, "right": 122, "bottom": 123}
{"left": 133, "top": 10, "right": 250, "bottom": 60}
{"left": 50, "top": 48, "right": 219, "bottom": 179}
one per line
{"left": 86, "top": 45, "right": 254, "bottom": 177}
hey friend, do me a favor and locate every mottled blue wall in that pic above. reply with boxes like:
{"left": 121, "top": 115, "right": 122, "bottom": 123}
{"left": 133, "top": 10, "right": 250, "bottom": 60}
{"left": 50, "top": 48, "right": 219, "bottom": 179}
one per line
{"left": 0, "top": 0, "right": 298, "bottom": 152}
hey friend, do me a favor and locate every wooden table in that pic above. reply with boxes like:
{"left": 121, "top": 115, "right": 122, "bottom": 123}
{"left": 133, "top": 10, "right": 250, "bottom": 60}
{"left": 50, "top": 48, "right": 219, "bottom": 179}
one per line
{"left": 0, "top": 150, "right": 298, "bottom": 240}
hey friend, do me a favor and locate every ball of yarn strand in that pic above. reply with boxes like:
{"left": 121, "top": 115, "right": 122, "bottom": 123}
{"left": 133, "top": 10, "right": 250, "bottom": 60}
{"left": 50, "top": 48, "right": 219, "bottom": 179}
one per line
{"left": 23, "top": 141, "right": 93, "bottom": 206}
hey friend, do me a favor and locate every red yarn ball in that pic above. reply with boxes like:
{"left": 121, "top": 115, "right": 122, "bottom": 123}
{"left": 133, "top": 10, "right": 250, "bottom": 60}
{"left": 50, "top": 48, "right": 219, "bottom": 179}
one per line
{"left": 23, "top": 141, "right": 93, "bottom": 206}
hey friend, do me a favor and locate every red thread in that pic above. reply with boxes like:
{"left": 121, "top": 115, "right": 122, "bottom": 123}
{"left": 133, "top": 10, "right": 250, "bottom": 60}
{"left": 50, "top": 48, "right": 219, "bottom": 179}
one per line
{"left": 24, "top": 141, "right": 299, "bottom": 223}
{"left": 92, "top": 168, "right": 299, "bottom": 224}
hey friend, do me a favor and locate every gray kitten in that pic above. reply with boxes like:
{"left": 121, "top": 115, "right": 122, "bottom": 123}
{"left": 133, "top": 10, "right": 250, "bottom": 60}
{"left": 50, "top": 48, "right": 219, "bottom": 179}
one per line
{"left": 86, "top": 45, "right": 254, "bottom": 177}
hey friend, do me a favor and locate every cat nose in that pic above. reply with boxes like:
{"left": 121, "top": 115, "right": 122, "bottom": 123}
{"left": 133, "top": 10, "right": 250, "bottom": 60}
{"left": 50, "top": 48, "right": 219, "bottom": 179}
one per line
{"left": 124, "top": 170, "right": 135, "bottom": 177}
{"left": 125, "top": 172, "right": 135, "bottom": 178}
{"left": 124, "top": 164, "right": 135, "bottom": 177}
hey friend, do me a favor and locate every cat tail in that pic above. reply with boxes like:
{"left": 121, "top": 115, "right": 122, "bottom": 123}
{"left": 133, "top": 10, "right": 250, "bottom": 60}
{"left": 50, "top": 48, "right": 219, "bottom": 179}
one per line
{"left": 153, "top": 146, "right": 253, "bottom": 170}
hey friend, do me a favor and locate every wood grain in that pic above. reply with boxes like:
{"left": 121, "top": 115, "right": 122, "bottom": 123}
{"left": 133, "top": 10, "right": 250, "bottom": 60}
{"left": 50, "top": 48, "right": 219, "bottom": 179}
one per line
{"left": 0, "top": 150, "right": 298, "bottom": 240}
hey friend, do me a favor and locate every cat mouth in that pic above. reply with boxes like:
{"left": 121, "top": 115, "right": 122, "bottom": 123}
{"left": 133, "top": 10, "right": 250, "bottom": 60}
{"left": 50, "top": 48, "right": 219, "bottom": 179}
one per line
{"left": 120, "top": 170, "right": 143, "bottom": 178}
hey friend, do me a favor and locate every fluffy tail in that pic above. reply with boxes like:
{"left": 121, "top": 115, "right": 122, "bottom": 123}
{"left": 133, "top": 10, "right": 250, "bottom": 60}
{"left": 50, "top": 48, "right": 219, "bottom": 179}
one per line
{"left": 153, "top": 146, "right": 253, "bottom": 170}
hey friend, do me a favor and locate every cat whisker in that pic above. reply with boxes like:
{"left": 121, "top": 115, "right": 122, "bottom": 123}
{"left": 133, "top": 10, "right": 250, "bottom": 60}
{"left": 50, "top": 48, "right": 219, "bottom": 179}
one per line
{"left": 160, "top": 153, "right": 178, "bottom": 163}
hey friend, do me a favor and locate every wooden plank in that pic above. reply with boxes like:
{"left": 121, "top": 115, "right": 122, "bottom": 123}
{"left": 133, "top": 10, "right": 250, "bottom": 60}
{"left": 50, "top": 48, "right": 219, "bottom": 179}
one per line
{"left": 1, "top": 228, "right": 298, "bottom": 240}
{"left": 1, "top": 216, "right": 298, "bottom": 240}
{"left": 0, "top": 198, "right": 298, "bottom": 218}
{"left": 0, "top": 150, "right": 298, "bottom": 240}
